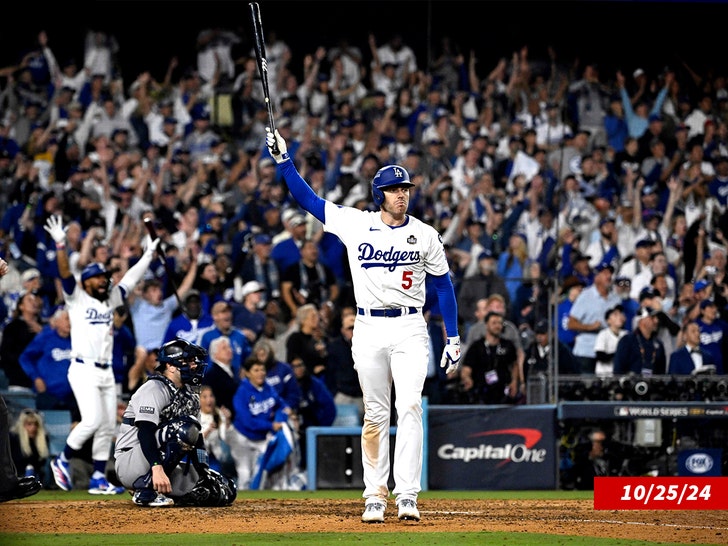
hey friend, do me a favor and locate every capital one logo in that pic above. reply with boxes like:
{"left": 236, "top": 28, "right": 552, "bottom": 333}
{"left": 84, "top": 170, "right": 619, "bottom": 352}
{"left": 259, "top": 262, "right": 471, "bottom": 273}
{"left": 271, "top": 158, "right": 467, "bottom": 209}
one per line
{"left": 437, "top": 428, "right": 547, "bottom": 468}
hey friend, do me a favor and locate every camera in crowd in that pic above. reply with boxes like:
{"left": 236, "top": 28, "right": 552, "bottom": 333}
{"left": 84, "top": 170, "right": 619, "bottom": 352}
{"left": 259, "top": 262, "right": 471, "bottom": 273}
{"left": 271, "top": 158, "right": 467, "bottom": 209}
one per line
{"left": 558, "top": 374, "right": 728, "bottom": 402}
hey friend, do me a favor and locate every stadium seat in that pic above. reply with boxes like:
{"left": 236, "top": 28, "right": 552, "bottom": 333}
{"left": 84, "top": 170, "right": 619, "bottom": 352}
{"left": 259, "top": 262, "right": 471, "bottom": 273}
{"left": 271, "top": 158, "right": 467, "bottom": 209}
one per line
{"left": 41, "top": 409, "right": 72, "bottom": 456}
{"left": 1, "top": 390, "right": 37, "bottom": 421}
{"left": 331, "top": 404, "right": 360, "bottom": 427}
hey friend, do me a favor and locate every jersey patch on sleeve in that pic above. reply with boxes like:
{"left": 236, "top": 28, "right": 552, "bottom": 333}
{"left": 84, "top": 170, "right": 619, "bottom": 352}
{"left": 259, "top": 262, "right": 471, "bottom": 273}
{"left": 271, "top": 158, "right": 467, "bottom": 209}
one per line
{"left": 139, "top": 406, "right": 156, "bottom": 415}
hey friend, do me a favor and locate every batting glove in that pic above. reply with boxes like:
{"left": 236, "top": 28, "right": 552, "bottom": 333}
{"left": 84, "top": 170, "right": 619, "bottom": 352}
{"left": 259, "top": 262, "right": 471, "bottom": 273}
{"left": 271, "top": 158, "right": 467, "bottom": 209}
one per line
{"left": 43, "top": 214, "right": 67, "bottom": 245}
{"left": 265, "top": 127, "right": 290, "bottom": 163}
{"left": 440, "top": 336, "right": 461, "bottom": 374}
{"left": 141, "top": 234, "right": 160, "bottom": 257}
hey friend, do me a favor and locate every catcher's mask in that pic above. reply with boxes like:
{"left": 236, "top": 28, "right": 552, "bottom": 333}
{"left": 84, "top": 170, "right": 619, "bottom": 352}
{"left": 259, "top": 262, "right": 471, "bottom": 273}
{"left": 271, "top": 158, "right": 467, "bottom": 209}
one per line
{"left": 156, "top": 338, "right": 208, "bottom": 386}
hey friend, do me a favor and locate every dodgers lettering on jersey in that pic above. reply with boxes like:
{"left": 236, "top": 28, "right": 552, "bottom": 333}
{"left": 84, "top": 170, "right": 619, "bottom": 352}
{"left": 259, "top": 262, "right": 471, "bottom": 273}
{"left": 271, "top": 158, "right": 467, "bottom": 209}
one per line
{"left": 357, "top": 243, "right": 420, "bottom": 271}
{"left": 51, "top": 347, "right": 73, "bottom": 362}
{"left": 65, "top": 282, "right": 124, "bottom": 364}
{"left": 323, "top": 202, "right": 449, "bottom": 308}
{"left": 249, "top": 397, "right": 277, "bottom": 417}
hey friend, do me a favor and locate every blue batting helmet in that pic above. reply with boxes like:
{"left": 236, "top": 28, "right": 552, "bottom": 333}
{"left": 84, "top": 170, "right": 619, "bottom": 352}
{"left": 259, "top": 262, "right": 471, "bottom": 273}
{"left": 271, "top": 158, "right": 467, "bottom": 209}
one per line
{"left": 81, "top": 262, "right": 108, "bottom": 282}
{"left": 371, "top": 165, "right": 414, "bottom": 207}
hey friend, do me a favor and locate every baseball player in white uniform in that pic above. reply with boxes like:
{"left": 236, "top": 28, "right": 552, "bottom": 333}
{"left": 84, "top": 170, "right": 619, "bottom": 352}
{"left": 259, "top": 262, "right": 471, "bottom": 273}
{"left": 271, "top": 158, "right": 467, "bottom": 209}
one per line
{"left": 266, "top": 128, "right": 461, "bottom": 523}
{"left": 44, "top": 215, "right": 160, "bottom": 494}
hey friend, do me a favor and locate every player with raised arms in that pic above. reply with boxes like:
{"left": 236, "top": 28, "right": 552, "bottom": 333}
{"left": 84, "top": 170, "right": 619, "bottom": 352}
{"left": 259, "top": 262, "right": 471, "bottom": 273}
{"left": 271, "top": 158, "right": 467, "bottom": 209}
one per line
{"left": 265, "top": 128, "right": 461, "bottom": 523}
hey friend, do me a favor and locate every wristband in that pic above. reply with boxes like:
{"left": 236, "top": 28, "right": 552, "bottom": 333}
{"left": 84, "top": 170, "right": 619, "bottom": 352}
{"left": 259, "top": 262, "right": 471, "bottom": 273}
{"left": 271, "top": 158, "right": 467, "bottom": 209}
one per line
{"left": 55, "top": 243, "right": 66, "bottom": 250}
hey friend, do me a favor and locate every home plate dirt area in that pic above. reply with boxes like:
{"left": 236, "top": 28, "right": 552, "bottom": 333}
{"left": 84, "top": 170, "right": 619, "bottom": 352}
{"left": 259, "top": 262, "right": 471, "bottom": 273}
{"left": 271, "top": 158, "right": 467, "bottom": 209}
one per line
{"left": 0, "top": 498, "right": 725, "bottom": 543}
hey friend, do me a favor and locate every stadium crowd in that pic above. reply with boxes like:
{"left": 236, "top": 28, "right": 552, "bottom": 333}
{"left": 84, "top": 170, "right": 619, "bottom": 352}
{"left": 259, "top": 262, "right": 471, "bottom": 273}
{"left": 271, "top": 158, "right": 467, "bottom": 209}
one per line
{"left": 1, "top": 26, "right": 727, "bottom": 467}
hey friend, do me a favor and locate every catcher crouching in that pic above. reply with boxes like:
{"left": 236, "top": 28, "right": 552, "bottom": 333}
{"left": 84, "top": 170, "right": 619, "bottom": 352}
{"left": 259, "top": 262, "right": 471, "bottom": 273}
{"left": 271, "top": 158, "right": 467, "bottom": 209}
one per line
{"left": 114, "top": 338, "right": 236, "bottom": 507}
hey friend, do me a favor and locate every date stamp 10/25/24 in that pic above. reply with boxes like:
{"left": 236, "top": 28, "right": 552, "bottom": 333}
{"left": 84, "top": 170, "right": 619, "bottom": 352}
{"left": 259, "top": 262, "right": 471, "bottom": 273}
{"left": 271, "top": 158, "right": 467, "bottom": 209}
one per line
{"left": 594, "top": 477, "right": 728, "bottom": 510}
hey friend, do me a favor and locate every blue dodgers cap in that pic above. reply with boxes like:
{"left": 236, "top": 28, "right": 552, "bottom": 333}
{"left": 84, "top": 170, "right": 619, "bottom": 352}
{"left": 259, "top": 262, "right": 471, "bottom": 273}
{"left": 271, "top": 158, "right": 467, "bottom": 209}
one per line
{"left": 478, "top": 249, "right": 494, "bottom": 261}
{"left": 694, "top": 279, "right": 710, "bottom": 292}
{"left": 595, "top": 261, "right": 615, "bottom": 273}
{"left": 605, "top": 304, "right": 625, "bottom": 321}
{"left": 636, "top": 238, "right": 655, "bottom": 249}
{"left": 639, "top": 287, "right": 660, "bottom": 301}
{"left": 191, "top": 102, "right": 210, "bottom": 120}
{"left": 254, "top": 233, "right": 272, "bottom": 245}
{"left": 81, "top": 262, "right": 108, "bottom": 282}
{"left": 700, "top": 298, "right": 717, "bottom": 309}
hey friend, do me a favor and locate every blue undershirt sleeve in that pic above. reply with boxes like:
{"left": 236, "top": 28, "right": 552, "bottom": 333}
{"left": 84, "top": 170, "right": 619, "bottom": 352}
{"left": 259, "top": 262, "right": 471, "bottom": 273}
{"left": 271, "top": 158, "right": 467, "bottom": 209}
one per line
{"left": 278, "top": 160, "right": 326, "bottom": 223}
{"left": 431, "top": 272, "right": 459, "bottom": 337}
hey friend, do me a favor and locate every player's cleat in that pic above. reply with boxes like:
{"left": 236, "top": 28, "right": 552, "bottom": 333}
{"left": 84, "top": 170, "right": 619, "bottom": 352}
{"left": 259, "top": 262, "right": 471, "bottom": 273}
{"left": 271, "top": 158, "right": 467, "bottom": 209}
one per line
{"left": 0, "top": 476, "right": 42, "bottom": 503}
{"left": 397, "top": 498, "right": 420, "bottom": 521}
{"left": 361, "top": 501, "right": 386, "bottom": 523}
{"left": 88, "top": 477, "right": 125, "bottom": 495}
{"left": 132, "top": 488, "right": 174, "bottom": 507}
{"left": 50, "top": 456, "right": 72, "bottom": 491}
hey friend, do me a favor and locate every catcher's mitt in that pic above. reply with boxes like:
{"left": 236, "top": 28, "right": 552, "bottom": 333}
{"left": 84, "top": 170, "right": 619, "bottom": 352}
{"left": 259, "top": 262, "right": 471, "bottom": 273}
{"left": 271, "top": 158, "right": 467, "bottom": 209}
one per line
{"left": 173, "top": 468, "right": 237, "bottom": 507}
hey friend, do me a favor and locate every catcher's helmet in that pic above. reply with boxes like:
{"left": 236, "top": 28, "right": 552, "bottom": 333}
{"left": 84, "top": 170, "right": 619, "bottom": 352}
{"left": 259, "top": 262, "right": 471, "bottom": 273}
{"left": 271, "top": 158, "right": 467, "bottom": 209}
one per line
{"left": 156, "top": 338, "right": 208, "bottom": 385}
{"left": 371, "top": 165, "right": 414, "bottom": 207}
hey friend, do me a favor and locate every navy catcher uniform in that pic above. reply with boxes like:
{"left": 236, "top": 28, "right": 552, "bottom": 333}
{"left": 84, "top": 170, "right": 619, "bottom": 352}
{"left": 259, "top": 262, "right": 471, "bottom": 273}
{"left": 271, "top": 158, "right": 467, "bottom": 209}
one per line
{"left": 114, "top": 339, "right": 236, "bottom": 507}
{"left": 266, "top": 129, "right": 461, "bottom": 523}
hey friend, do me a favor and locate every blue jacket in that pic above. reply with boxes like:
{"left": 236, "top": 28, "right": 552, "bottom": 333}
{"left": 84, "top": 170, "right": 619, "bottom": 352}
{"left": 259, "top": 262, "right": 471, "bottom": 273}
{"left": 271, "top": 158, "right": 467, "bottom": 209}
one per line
{"left": 266, "top": 360, "right": 302, "bottom": 411}
{"left": 113, "top": 323, "right": 136, "bottom": 386}
{"left": 668, "top": 346, "right": 717, "bottom": 375}
{"left": 270, "top": 237, "right": 302, "bottom": 275}
{"left": 164, "top": 312, "right": 214, "bottom": 344}
{"left": 604, "top": 113, "right": 629, "bottom": 153}
{"left": 231, "top": 304, "right": 266, "bottom": 340}
{"left": 19, "top": 326, "right": 72, "bottom": 399}
{"left": 297, "top": 374, "right": 336, "bottom": 429}
{"left": 696, "top": 318, "right": 728, "bottom": 374}
{"left": 614, "top": 331, "right": 666, "bottom": 375}
{"left": 232, "top": 378, "right": 289, "bottom": 441}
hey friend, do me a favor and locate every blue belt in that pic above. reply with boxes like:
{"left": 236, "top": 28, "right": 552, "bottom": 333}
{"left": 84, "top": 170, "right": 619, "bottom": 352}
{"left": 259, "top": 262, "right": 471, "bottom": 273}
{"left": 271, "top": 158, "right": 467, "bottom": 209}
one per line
{"left": 357, "top": 306, "right": 418, "bottom": 318}
{"left": 75, "top": 358, "right": 111, "bottom": 369}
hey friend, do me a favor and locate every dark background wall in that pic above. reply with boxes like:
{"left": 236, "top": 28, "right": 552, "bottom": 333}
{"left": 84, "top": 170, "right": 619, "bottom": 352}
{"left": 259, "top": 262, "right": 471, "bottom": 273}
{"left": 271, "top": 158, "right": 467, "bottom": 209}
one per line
{"left": 1, "top": 1, "right": 725, "bottom": 88}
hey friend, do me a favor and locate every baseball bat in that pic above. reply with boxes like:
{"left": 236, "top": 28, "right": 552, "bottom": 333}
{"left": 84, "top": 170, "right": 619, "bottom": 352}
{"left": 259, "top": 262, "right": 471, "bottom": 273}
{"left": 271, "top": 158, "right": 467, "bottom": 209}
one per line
{"left": 143, "top": 217, "right": 186, "bottom": 312}
{"left": 249, "top": 1, "right": 279, "bottom": 154}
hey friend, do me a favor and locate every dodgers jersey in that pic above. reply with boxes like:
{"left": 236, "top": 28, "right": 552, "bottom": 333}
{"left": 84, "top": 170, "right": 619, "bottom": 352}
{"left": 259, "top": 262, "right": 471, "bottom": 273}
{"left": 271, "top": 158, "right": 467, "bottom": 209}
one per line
{"left": 323, "top": 201, "right": 450, "bottom": 309}
{"left": 64, "top": 281, "right": 124, "bottom": 365}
